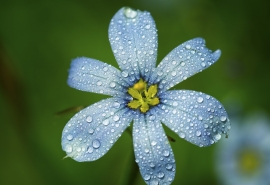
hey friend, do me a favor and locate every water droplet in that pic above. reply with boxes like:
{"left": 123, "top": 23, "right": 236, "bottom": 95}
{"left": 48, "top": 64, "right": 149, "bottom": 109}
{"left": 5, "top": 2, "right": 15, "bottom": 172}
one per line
{"left": 163, "top": 150, "right": 170, "bottom": 157}
{"left": 121, "top": 71, "right": 128, "bottom": 77}
{"left": 215, "top": 134, "right": 221, "bottom": 141}
{"left": 102, "top": 119, "right": 110, "bottom": 126}
{"left": 86, "top": 116, "right": 93, "bottom": 123}
{"left": 150, "top": 179, "right": 159, "bottom": 185}
{"left": 103, "top": 66, "right": 108, "bottom": 71}
{"left": 204, "top": 124, "right": 209, "bottom": 128}
{"left": 67, "top": 134, "right": 73, "bottom": 141}
{"left": 185, "top": 44, "right": 191, "bottom": 49}
{"left": 220, "top": 116, "right": 227, "bottom": 122}
{"left": 158, "top": 172, "right": 165, "bottom": 179}
{"left": 145, "top": 148, "right": 150, "bottom": 153}
{"left": 110, "top": 82, "right": 116, "bottom": 88}
{"left": 149, "top": 162, "right": 155, "bottom": 168}
{"left": 92, "top": 139, "right": 101, "bottom": 149}
{"left": 166, "top": 163, "right": 173, "bottom": 170}
{"left": 172, "top": 101, "right": 178, "bottom": 106}
{"left": 113, "top": 115, "right": 120, "bottom": 121}
{"left": 180, "top": 62, "right": 185, "bottom": 66}
{"left": 201, "top": 62, "right": 206, "bottom": 67}
{"left": 144, "top": 174, "right": 151, "bottom": 181}
{"left": 124, "top": 7, "right": 137, "bottom": 19}
{"left": 97, "top": 81, "right": 102, "bottom": 86}
{"left": 88, "top": 128, "right": 94, "bottom": 134}
{"left": 65, "top": 145, "right": 73, "bottom": 153}
{"left": 198, "top": 116, "right": 203, "bottom": 121}
{"left": 180, "top": 133, "right": 186, "bottom": 138}
{"left": 197, "top": 97, "right": 204, "bottom": 103}
{"left": 87, "top": 146, "right": 94, "bottom": 153}
{"left": 149, "top": 115, "right": 156, "bottom": 120}
{"left": 76, "top": 147, "right": 81, "bottom": 152}
{"left": 171, "top": 71, "right": 176, "bottom": 76}
{"left": 196, "top": 131, "right": 202, "bottom": 137}
{"left": 151, "top": 141, "right": 157, "bottom": 146}
{"left": 113, "top": 102, "right": 120, "bottom": 108}
{"left": 145, "top": 24, "right": 151, "bottom": 29}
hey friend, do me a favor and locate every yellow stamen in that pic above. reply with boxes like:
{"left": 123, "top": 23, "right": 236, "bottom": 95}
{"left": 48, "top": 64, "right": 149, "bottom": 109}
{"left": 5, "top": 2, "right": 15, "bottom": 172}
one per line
{"left": 127, "top": 79, "right": 160, "bottom": 113}
{"left": 239, "top": 150, "right": 261, "bottom": 175}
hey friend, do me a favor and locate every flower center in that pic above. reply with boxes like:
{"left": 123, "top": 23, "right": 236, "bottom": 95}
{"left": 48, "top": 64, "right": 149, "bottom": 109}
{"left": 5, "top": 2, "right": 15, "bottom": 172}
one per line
{"left": 127, "top": 79, "right": 160, "bottom": 113}
{"left": 238, "top": 149, "right": 261, "bottom": 175}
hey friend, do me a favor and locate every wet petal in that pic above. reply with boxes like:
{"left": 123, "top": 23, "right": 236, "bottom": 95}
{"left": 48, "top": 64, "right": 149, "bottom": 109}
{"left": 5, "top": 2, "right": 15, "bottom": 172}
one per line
{"left": 133, "top": 112, "right": 176, "bottom": 185}
{"left": 158, "top": 90, "right": 230, "bottom": 147}
{"left": 151, "top": 38, "right": 221, "bottom": 92}
{"left": 109, "top": 7, "right": 158, "bottom": 81}
{"left": 68, "top": 57, "right": 129, "bottom": 97}
{"left": 61, "top": 98, "right": 135, "bottom": 161}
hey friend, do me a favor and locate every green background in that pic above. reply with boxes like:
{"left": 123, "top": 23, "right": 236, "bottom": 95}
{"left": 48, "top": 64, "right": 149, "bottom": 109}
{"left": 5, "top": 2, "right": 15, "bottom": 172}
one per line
{"left": 0, "top": 0, "right": 269, "bottom": 184}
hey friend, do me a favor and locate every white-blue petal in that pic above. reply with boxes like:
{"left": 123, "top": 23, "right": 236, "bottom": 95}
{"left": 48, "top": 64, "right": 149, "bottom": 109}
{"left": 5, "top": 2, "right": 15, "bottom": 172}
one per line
{"left": 68, "top": 57, "right": 129, "bottom": 97}
{"left": 109, "top": 7, "right": 158, "bottom": 81}
{"left": 61, "top": 98, "right": 135, "bottom": 161}
{"left": 133, "top": 112, "right": 176, "bottom": 185}
{"left": 151, "top": 38, "right": 221, "bottom": 92}
{"left": 158, "top": 90, "right": 230, "bottom": 147}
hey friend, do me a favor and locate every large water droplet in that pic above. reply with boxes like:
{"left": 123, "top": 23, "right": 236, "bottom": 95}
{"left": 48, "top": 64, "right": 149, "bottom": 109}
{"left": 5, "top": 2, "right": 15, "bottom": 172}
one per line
{"left": 215, "top": 134, "right": 221, "bottom": 141}
{"left": 180, "top": 133, "right": 186, "bottom": 138}
{"left": 158, "top": 172, "right": 165, "bottom": 179}
{"left": 92, "top": 139, "right": 101, "bottom": 149}
{"left": 67, "top": 134, "right": 73, "bottom": 141}
{"left": 87, "top": 146, "right": 94, "bottom": 153}
{"left": 110, "top": 82, "right": 116, "bottom": 88}
{"left": 113, "top": 115, "right": 120, "bottom": 121}
{"left": 102, "top": 119, "right": 110, "bottom": 126}
{"left": 220, "top": 116, "right": 227, "bottom": 122}
{"left": 121, "top": 71, "right": 128, "bottom": 77}
{"left": 144, "top": 174, "right": 151, "bottom": 181}
{"left": 197, "top": 97, "right": 204, "bottom": 103}
{"left": 171, "top": 71, "right": 176, "bottom": 76}
{"left": 166, "top": 163, "right": 173, "bottom": 170}
{"left": 150, "top": 179, "right": 159, "bottom": 185}
{"left": 86, "top": 116, "right": 93, "bottom": 123}
{"left": 124, "top": 7, "right": 137, "bottom": 19}
{"left": 65, "top": 145, "right": 73, "bottom": 153}
{"left": 163, "top": 150, "right": 170, "bottom": 157}
{"left": 196, "top": 131, "right": 202, "bottom": 137}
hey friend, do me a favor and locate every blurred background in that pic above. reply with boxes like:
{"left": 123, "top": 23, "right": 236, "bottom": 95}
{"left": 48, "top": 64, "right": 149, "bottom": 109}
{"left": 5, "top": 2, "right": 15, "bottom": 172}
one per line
{"left": 0, "top": 0, "right": 270, "bottom": 184}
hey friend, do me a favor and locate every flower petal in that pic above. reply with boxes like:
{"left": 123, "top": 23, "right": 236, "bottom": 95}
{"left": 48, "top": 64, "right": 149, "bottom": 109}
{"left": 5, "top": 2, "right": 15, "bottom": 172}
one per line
{"left": 68, "top": 57, "right": 129, "bottom": 97}
{"left": 151, "top": 38, "right": 221, "bottom": 92}
{"left": 158, "top": 90, "right": 230, "bottom": 147}
{"left": 61, "top": 98, "right": 135, "bottom": 161}
{"left": 133, "top": 112, "right": 176, "bottom": 185}
{"left": 109, "top": 7, "right": 158, "bottom": 81}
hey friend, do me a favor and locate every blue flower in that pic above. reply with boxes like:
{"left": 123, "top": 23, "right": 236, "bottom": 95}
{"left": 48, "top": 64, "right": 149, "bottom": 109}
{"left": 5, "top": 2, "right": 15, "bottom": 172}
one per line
{"left": 62, "top": 7, "right": 230, "bottom": 185}
{"left": 216, "top": 114, "right": 270, "bottom": 185}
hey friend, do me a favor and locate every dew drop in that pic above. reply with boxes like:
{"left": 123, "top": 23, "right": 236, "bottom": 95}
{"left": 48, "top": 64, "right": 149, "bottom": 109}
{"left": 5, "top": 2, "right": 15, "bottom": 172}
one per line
{"left": 92, "top": 139, "right": 101, "bottom": 149}
{"left": 180, "top": 62, "right": 185, "bottom": 66}
{"left": 180, "top": 133, "right": 186, "bottom": 138}
{"left": 197, "top": 97, "right": 204, "bottom": 103}
{"left": 145, "top": 24, "right": 151, "bottom": 29}
{"left": 102, "top": 119, "right": 110, "bottom": 126}
{"left": 149, "top": 115, "right": 156, "bottom": 120}
{"left": 201, "top": 62, "right": 206, "bottom": 67}
{"left": 124, "top": 7, "right": 137, "bottom": 19}
{"left": 65, "top": 145, "right": 73, "bottom": 153}
{"left": 97, "top": 81, "right": 102, "bottom": 86}
{"left": 163, "top": 150, "right": 170, "bottom": 157}
{"left": 144, "top": 174, "right": 151, "bottom": 181}
{"left": 158, "top": 172, "right": 165, "bottom": 179}
{"left": 196, "top": 131, "right": 202, "bottom": 137}
{"left": 166, "top": 163, "right": 173, "bottom": 170}
{"left": 150, "top": 179, "right": 159, "bottom": 185}
{"left": 86, "top": 116, "right": 93, "bottom": 123}
{"left": 110, "top": 82, "right": 116, "bottom": 88}
{"left": 149, "top": 162, "right": 155, "bottom": 168}
{"left": 103, "top": 66, "right": 108, "bottom": 71}
{"left": 172, "top": 101, "right": 178, "bottom": 106}
{"left": 67, "top": 134, "right": 73, "bottom": 141}
{"left": 185, "top": 44, "right": 191, "bottom": 49}
{"left": 220, "top": 116, "right": 227, "bottom": 122}
{"left": 87, "top": 146, "right": 94, "bottom": 153}
{"left": 113, "top": 102, "right": 120, "bottom": 108}
{"left": 215, "top": 134, "right": 221, "bottom": 141}
{"left": 113, "top": 115, "right": 120, "bottom": 121}
{"left": 88, "top": 128, "right": 94, "bottom": 134}
{"left": 151, "top": 141, "right": 157, "bottom": 146}
{"left": 171, "top": 71, "right": 176, "bottom": 76}
{"left": 121, "top": 71, "right": 129, "bottom": 77}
